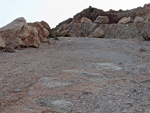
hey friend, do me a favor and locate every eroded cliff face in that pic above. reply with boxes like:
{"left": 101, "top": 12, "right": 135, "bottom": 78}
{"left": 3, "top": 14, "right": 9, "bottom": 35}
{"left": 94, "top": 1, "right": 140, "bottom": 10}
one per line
{"left": 54, "top": 3, "right": 150, "bottom": 40}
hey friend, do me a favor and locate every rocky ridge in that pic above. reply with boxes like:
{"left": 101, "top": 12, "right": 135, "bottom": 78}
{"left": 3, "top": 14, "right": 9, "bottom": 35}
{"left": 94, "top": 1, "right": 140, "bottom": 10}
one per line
{"left": 54, "top": 4, "right": 150, "bottom": 39}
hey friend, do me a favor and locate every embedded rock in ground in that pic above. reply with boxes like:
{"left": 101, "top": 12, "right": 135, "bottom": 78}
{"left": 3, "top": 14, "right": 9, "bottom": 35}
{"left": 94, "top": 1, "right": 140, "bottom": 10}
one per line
{"left": 89, "top": 28, "right": 105, "bottom": 38}
{"left": 134, "top": 16, "right": 145, "bottom": 23}
{"left": 80, "top": 17, "right": 92, "bottom": 23}
{"left": 141, "top": 30, "right": 150, "bottom": 41}
{"left": 0, "top": 36, "right": 5, "bottom": 48}
{"left": 0, "top": 17, "right": 40, "bottom": 49}
{"left": 40, "top": 21, "right": 51, "bottom": 32}
{"left": 118, "top": 17, "right": 133, "bottom": 24}
{"left": 28, "top": 22, "right": 49, "bottom": 42}
{"left": 94, "top": 16, "right": 109, "bottom": 24}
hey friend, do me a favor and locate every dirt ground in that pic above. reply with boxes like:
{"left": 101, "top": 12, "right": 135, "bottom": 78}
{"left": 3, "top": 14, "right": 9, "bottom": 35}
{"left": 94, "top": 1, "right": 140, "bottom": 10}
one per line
{"left": 0, "top": 37, "right": 150, "bottom": 113}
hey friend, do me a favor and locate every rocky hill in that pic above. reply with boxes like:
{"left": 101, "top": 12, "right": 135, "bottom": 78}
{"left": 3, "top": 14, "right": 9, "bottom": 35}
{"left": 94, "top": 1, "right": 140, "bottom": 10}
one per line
{"left": 53, "top": 4, "right": 150, "bottom": 39}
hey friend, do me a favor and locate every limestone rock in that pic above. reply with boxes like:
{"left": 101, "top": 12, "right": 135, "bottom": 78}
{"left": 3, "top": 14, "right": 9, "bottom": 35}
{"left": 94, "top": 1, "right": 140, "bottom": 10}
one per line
{"left": 0, "top": 17, "right": 40, "bottom": 49}
{"left": 94, "top": 16, "right": 109, "bottom": 24}
{"left": 118, "top": 17, "right": 133, "bottom": 24}
{"left": 134, "top": 16, "right": 145, "bottom": 23}
{"left": 40, "top": 21, "right": 51, "bottom": 32}
{"left": 89, "top": 28, "right": 105, "bottom": 38}
{"left": 0, "top": 36, "right": 5, "bottom": 48}
{"left": 80, "top": 17, "right": 92, "bottom": 23}
{"left": 69, "top": 23, "right": 97, "bottom": 37}
{"left": 28, "top": 22, "right": 49, "bottom": 42}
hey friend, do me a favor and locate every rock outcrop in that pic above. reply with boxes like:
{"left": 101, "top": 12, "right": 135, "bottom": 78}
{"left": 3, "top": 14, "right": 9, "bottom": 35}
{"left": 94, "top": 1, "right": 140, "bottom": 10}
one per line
{"left": 57, "top": 4, "right": 150, "bottom": 27}
{"left": 55, "top": 3, "right": 150, "bottom": 39}
{"left": 94, "top": 16, "right": 109, "bottom": 24}
{"left": 80, "top": 17, "right": 92, "bottom": 23}
{"left": 55, "top": 22, "right": 150, "bottom": 39}
{"left": 28, "top": 22, "right": 49, "bottom": 42}
{"left": 118, "top": 17, "right": 133, "bottom": 24}
{"left": 0, "top": 17, "right": 40, "bottom": 49}
{"left": 0, "top": 36, "right": 5, "bottom": 48}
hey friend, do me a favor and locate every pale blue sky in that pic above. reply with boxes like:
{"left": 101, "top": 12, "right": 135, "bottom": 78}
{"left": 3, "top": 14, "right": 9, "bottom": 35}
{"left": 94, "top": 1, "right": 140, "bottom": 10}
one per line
{"left": 0, "top": 0, "right": 149, "bottom": 28}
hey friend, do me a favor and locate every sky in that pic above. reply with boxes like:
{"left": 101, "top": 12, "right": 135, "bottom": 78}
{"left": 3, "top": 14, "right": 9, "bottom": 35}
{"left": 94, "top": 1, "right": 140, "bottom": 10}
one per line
{"left": 0, "top": 0, "right": 149, "bottom": 28}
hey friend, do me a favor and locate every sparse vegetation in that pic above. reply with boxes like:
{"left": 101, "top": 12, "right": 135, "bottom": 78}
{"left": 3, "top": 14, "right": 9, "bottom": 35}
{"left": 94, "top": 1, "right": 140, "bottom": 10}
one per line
{"left": 49, "top": 28, "right": 70, "bottom": 40}
{"left": 89, "top": 6, "right": 95, "bottom": 12}
{"left": 119, "top": 9, "right": 123, "bottom": 12}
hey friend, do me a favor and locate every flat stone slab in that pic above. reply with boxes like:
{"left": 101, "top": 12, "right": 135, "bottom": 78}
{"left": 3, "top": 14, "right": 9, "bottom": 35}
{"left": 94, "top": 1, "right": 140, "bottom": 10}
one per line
{"left": 38, "top": 98, "right": 73, "bottom": 112}
{"left": 89, "top": 63, "right": 122, "bottom": 71}
{"left": 62, "top": 70, "right": 100, "bottom": 76}
{"left": 39, "top": 77, "right": 72, "bottom": 89}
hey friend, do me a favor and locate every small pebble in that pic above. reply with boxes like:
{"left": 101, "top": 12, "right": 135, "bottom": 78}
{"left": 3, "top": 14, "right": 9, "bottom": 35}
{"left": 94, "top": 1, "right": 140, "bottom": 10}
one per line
{"left": 14, "top": 89, "right": 21, "bottom": 92}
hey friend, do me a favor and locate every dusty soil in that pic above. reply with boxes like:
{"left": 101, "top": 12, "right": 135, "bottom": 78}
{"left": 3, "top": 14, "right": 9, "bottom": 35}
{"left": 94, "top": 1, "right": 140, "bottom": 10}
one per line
{"left": 0, "top": 37, "right": 150, "bottom": 113}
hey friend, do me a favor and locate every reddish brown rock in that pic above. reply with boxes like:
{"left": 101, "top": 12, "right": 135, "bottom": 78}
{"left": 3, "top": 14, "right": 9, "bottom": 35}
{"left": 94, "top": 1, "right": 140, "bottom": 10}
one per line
{"left": 40, "top": 21, "right": 51, "bottom": 32}
{"left": 76, "top": 23, "right": 82, "bottom": 28}
{"left": 28, "top": 22, "right": 49, "bottom": 43}
{"left": 0, "top": 36, "right": 5, "bottom": 48}
{"left": 94, "top": 16, "right": 109, "bottom": 24}
{"left": 80, "top": 17, "right": 92, "bottom": 23}
{"left": 68, "top": 8, "right": 123, "bottom": 24}
{"left": 118, "top": 17, "right": 133, "bottom": 24}
{"left": 0, "top": 17, "right": 40, "bottom": 49}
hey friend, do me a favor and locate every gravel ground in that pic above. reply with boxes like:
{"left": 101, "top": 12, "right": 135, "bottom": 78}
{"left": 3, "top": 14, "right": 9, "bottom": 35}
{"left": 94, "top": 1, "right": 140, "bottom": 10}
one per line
{"left": 0, "top": 37, "right": 150, "bottom": 113}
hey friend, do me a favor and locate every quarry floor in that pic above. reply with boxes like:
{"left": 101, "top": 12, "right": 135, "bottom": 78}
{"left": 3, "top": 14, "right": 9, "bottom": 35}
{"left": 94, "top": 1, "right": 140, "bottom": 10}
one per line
{"left": 0, "top": 37, "right": 150, "bottom": 113}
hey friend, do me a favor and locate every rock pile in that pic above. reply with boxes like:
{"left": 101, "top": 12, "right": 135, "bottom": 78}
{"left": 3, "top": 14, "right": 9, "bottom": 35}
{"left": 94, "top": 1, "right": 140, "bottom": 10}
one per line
{"left": 55, "top": 3, "right": 150, "bottom": 39}
{"left": 0, "top": 17, "right": 51, "bottom": 52}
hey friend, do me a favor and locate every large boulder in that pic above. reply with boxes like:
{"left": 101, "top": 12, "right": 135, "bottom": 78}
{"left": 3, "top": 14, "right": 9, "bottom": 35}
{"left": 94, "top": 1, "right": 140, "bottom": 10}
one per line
{"left": 69, "top": 23, "right": 97, "bottom": 37}
{"left": 28, "top": 22, "right": 49, "bottom": 42}
{"left": 89, "top": 28, "right": 105, "bottom": 38}
{"left": 80, "top": 17, "right": 92, "bottom": 23}
{"left": 0, "top": 17, "right": 40, "bottom": 49}
{"left": 134, "top": 16, "right": 145, "bottom": 23}
{"left": 0, "top": 36, "right": 5, "bottom": 48}
{"left": 40, "top": 21, "right": 51, "bottom": 32}
{"left": 94, "top": 16, "right": 109, "bottom": 24}
{"left": 118, "top": 17, "right": 133, "bottom": 24}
